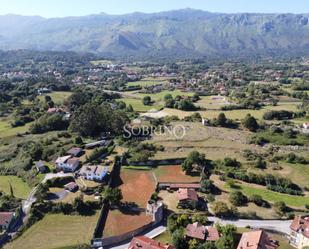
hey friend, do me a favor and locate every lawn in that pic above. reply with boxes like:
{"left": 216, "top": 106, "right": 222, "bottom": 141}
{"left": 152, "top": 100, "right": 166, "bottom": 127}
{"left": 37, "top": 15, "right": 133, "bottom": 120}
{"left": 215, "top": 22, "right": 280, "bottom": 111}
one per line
{"left": 135, "top": 90, "right": 194, "bottom": 102}
{"left": 154, "top": 231, "right": 172, "bottom": 244}
{"left": 160, "top": 101, "right": 301, "bottom": 121}
{"left": 197, "top": 95, "right": 232, "bottom": 110}
{"left": 150, "top": 122, "right": 258, "bottom": 161}
{"left": 37, "top": 91, "right": 72, "bottom": 104}
{"left": 153, "top": 165, "right": 200, "bottom": 183}
{"left": 0, "top": 116, "right": 33, "bottom": 138}
{"left": 0, "top": 175, "right": 31, "bottom": 199}
{"left": 225, "top": 182, "right": 309, "bottom": 208}
{"left": 117, "top": 98, "right": 163, "bottom": 112}
{"left": 4, "top": 213, "right": 99, "bottom": 249}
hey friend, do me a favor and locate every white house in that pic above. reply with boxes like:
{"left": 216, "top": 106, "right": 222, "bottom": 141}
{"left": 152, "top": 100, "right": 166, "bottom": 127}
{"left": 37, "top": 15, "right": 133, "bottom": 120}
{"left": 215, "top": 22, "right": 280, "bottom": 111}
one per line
{"left": 79, "top": 165, "right": 108, "bottom": 182}
{"left": 290, "top": 216, "right": 309, "bottom": 249}
{"left": 55, "top": 155, "right": 80, "bottom": 172}
{"left": 303, "top": 122, "right": 309, "bottom": 129}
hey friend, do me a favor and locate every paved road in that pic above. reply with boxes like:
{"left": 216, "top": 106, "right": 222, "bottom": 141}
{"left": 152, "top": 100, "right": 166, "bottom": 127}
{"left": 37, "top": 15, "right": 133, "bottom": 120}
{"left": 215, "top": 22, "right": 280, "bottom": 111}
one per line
{"left": 208, "top": 217, "right": 292, "bottom": 234}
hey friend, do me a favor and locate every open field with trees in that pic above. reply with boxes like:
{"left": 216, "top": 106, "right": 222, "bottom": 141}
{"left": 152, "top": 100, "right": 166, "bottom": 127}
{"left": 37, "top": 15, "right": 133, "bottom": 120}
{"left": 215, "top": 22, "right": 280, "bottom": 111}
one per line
{"left": 0, "top": 175, "right": 31, "bottom": 199}
{"left": 4, "top": 213, "right": 99, "bottom": 249}
{"left": 37, "top": 91, "right": 72, "bottom": 104}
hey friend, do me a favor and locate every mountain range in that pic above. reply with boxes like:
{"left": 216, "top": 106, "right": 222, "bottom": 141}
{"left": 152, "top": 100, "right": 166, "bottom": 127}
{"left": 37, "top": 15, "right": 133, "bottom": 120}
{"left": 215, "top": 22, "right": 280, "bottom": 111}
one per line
{"left": 0, "top": 9, "right": 309, "bottom": 60}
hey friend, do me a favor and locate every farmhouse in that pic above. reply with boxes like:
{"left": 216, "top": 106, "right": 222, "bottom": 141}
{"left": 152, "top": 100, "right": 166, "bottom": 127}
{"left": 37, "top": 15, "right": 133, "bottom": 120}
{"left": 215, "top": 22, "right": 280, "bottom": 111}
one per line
{"left": 85, "top": 140, "right": 111, "bottom": 149}
{"left": 303, "top": 122, "right": 309, "bottom": 129}
{"left": 0, "top": 212, "right": 16, "bottom": 232}
{"left": 177, "top": 188, "right": 198, "bottom": 202}
{"left": 290, "top": 216, "right": 309, "bottom": 249}
{"left": 185, "top": 222, "right": 220, "bottom": 242}
{"left": 237, "top": 230, "right": 278, "bottom": 249}
{"left": 79, "top": 165, "right": 108, "bottom": 182}
{"left": 66, "top": 147, "right": 84, "bottom": 157}
{"left": 35, "top": 160, "right": 49, "bottom": 173}
{"left": 128, "top": 236, "right": 175, "bottom": 249}
{"left": 64, "top": 182, "right": 79, "bottom": 192}
{"left": 55, "top": 155, "right": 80, "bottom": 172}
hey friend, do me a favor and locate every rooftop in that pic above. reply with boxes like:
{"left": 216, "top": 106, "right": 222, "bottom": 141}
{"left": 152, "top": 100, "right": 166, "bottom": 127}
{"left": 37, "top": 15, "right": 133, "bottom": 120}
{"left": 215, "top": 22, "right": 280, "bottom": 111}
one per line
{"left": 0, "top": 212, "right": 14, "bottom": 226}
{"left": 128, "top": 236, "right": 174, "bottom": 249}
{"left": 237, "top": 230, "right": 278, "bottom": 249}
{"left": 176, "top": 188, "right": 198, "bottom": 202}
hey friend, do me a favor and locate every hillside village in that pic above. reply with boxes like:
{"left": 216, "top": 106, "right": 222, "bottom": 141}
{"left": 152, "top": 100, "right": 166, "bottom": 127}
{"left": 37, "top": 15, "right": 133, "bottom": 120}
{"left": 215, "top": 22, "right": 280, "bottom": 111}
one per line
{"left": 0, "top": 50, "right": 308, "bottom": 249}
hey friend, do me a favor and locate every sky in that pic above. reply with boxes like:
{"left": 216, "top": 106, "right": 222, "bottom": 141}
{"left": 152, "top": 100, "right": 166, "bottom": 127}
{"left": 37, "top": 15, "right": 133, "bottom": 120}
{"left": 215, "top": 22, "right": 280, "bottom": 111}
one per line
{"left": 0, "top": 0, "right": 308, "bottom": 18}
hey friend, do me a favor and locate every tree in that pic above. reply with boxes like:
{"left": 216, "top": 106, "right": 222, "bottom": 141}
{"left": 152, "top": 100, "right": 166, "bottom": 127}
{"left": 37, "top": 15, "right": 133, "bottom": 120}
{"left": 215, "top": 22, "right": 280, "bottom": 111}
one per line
{"left": 172, "top": 229, "right": 187, "bottom": 249}
{"left": 9, "top": 183, "right": 14, "bottom": 197}
{"left": 142, "top": 96, "right": 152, "bottom": 105}
{"left": 215, "top": 224, "right": 237, "bottom": 249}
{"left": 103, "top": 187, "right": 123, "bottom": 206}
{"left": 229, "top": 191, "right": 248, "bottom": 206}
{"left": 242, "top": 114, "right": 259, "bottom": 132}
{"left": 274, "top": 201, "right": 287, "bottom": 216}
{"left": 212, "top": 201, "right": 230, "bottom": 217}
{"left": 249, "top": 194, "right": 264, "bottom": 206}
{"left": 217, "top": 113, "right": 227, "bottom": 127}
{"left": 200, "top": 179, "right": 214, "bottom": 194}
{"left": 182, "top": 151, "right": 206, "bottom": 175}
{"left": 126, "top": 104, "right": 134, "bottom": 112}
{"left": 164, "top": 94, "right": 173, "bottom": 102}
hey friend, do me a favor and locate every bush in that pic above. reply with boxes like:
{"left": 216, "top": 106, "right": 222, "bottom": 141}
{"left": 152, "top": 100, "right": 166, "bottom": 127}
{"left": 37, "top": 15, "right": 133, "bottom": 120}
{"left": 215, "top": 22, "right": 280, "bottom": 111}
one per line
{"left": 229, "top": 191, "right": 248, "bottom": 206}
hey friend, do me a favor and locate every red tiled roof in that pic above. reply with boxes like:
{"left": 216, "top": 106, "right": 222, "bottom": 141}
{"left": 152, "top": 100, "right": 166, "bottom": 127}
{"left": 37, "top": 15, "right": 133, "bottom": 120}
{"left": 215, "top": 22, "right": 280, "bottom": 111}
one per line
{"left": 237, "top": 230, "right": 278, "bottom": 249}
{"left": 128, "top": 236, "right": 175, "bottom": 249}
{"left": 0, "top": 212, "right": 14, "bottom": 226}
{"left": 170, "top": 183, "right": 200, "bottom": 189}
{"left": 177, "top": 188, "right": 198, "bottom": 201}
{"left": 185, "top": 222, "right": 206, "bottom": 240}
{"left": 290, "top": 216, "right": 309, "bottom": 238}
{"left": 206, "top": 226, "right": 220, "bottom": 241}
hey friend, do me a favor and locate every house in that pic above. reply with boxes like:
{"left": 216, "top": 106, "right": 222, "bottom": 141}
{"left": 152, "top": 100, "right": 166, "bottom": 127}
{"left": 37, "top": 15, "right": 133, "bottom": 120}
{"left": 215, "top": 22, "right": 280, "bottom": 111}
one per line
{"left": 64, "top": 182, "right": 79, "bottom": 192}
{"left": 303, "top": 123, "right": 309, "bottom": 129}
{"left": 85, "top": 140, "right": 111, "bottom": 150}
{"left": 47, "top": 107, "right": 65, "bottom": 114}
{"left": 237, "top": 230, "right": 278, "bottom": 249}
{"left": 79, "top": 165, "right": 108, "bottom": 182}
{"left": 0, "top": 212, "right": 16, "bottom": 232}
{"left": 35, "top": 161, "right": 49, "bottom": 173}
{"left": 177, "top": 188, "right": 198, "bottom": 202}
{"left": 66, "top": 147, "right": 84, "bottom": 157}
{"left": 128, "top": 236, "right": 175, "bottom": 249}
{"left": 290, "top": 216, "right": 309, "bottom": 248}
{"left": 185, "top": 222, "right": 220, "bottom": 242}
{"left": 55, "top": 155, "right": 80, "bottom": 172}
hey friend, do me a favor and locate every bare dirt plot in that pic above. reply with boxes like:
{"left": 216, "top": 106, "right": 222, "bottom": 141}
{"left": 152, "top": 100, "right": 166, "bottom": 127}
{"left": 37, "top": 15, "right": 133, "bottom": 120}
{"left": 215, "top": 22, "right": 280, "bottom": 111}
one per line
{"left": 154, "top": 165, "right": 200, "bottom": 183}
{"left": 119, "top": 169, "right": 156, "bottom": 207}
{"left": 104, "top": 210, "right": 152, "bottom": 237}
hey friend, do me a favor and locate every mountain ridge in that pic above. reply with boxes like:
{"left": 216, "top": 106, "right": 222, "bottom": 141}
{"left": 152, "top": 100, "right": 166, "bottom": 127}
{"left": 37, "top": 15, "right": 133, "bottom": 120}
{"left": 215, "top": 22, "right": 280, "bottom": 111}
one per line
{"left": 0, "top": 9, "right": 309, "bottom": 60}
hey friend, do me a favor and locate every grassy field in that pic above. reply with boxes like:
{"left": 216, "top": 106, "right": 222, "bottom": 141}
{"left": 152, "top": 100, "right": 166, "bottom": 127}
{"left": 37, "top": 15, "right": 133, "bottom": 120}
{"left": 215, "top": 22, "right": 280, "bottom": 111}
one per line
{"left": 0, "top": 175, "right": 31, "bottom": 199}
{"left": 159, "top": 101, "right": 301, "bottom": 121}
{"left": 37, "top": 91, "right": 72, "bottom": 105}
{"left": 4, "top": 213, "right": 99, "bottom": 249}
{"left": 150, "top": 122, "right": 259, "bottom": 161}
{"left": 117, "top": 98, "right": 163, "bottom": 112}
{"left": 197, "top": 95, "right": 232, "bottom": 110}
{"left": 225, "top": 182, "right": 309, "bottom": 207}
{"left": 134, "top": 90, "right": 194, "bottom": 102}
{"left": 0, "top": 116, "right": 33, "bottom": 138}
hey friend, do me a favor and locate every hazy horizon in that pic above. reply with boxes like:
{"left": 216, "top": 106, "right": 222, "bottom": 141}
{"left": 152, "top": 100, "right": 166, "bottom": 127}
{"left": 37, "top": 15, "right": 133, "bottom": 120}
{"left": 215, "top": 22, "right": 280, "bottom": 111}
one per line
{"left": 0, "top": 0, "right": 309, "bottom": 18}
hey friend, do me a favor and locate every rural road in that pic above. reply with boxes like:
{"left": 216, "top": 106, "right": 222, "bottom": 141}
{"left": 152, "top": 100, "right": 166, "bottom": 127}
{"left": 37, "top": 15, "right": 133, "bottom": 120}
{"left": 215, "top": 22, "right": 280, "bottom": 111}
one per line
{"left": 208, "top": 217, "right": 292, "bottom": 234}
